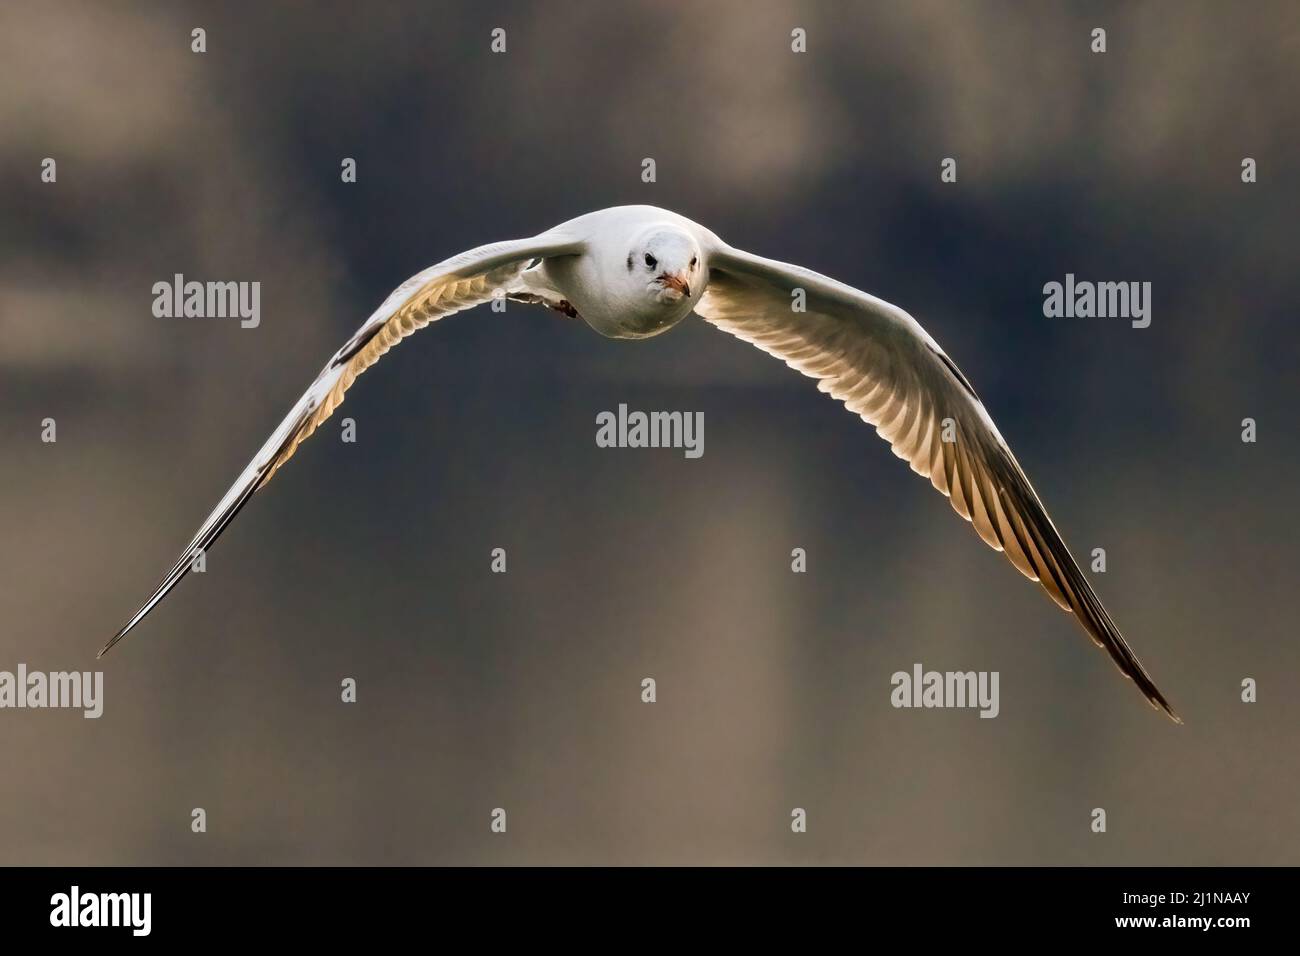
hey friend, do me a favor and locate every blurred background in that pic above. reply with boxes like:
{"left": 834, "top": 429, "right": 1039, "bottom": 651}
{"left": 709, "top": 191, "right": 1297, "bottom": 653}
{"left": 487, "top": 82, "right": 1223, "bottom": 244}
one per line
{"left": 1, "top": 0, "right": 1297, "bottom": 864}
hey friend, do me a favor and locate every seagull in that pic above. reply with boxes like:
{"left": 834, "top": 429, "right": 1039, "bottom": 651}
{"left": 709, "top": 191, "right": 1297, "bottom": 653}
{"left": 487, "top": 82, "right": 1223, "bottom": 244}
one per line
{"left": 102, "top": 204, "right": 1179, "bottom": 722}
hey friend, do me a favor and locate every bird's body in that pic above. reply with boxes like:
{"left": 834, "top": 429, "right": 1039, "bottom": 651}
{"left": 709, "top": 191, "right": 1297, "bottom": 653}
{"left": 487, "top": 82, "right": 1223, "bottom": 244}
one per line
{"left": 521, "top": 205, "right": 711, "bottom": 337}
{"left": 102, "top": 204, "right": 1180, "bottom": 722}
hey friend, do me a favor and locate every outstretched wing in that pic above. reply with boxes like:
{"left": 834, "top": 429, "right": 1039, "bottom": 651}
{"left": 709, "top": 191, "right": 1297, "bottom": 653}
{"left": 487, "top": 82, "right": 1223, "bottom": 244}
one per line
{"left": 696, "top": 243, "right": 1179, "bottom": 721}
{"left": 101, "top": 230, "right": 584, "bottom": 656}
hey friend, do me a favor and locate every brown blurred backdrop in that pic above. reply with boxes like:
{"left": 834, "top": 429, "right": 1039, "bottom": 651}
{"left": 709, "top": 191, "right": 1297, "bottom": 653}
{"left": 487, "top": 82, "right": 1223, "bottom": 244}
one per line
{"left": 1, "top": 1, "right": 1297, "bottom": 864}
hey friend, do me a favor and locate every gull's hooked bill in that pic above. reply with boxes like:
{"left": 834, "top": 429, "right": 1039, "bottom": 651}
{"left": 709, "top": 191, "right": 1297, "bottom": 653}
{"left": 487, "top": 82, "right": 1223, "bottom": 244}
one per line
{"left": 658, "top": 272, "right": 690, "bottom": 296}
{"left": 101, "top": 204, "right": 1180, "bottom": 723}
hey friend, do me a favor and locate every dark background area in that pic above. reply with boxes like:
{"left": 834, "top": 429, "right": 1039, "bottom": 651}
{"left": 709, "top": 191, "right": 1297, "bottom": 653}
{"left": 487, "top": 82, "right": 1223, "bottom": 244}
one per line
{"left": 1, "top": 1, "right": 1297, "bottom": 864}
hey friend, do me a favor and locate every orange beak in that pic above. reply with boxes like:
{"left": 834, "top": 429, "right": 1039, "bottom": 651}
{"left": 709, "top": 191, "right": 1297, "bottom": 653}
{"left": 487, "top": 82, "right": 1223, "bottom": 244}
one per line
{"left": 659, "top": 272, "right": 691, "bottom": 297}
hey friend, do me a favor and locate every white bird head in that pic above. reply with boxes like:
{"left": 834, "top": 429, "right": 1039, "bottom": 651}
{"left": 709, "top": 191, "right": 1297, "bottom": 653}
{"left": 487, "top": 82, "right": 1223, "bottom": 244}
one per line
{"left": 628, "top": 227, "right": 703, "bottom": 305}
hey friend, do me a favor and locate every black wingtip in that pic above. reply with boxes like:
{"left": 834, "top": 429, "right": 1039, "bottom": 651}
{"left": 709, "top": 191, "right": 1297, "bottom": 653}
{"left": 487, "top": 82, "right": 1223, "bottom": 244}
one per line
{"left": 98, "top": 595, "right": 157, "bottom": 659}
{"left": 1154, "top": 696, "right": 1183, "bottom": 725}
{"left": 1136, "top": 675, "right": 1181, "bottom": 724}
{"left": 97, "top": 629, "right": 126, "bottom": 659}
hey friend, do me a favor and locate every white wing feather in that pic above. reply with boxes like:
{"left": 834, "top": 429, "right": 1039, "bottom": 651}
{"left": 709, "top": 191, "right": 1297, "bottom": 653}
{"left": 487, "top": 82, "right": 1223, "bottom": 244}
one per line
{"left": 696, "top": 242, "right": 1178, "bottom": 721}
{"left": 101, "top": 230, "right": 584, "bottom": 656}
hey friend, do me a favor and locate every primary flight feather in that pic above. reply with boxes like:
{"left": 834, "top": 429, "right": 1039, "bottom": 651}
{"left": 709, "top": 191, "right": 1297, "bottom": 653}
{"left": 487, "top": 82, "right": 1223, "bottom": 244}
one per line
{"left": 102, "top": 205, "right": 1179, "bottom": 723}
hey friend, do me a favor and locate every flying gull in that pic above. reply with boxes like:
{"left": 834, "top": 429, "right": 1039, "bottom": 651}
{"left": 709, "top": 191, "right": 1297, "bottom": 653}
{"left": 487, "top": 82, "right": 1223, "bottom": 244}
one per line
{"left": 102, "top": 205, "right": 1180, "bottom": 722}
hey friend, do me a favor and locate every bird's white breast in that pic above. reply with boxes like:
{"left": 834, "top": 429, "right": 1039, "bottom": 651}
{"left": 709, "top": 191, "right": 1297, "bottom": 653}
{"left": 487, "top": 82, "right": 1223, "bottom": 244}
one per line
{"left": 542, "top": 206, "right": 709, "bottom": 339}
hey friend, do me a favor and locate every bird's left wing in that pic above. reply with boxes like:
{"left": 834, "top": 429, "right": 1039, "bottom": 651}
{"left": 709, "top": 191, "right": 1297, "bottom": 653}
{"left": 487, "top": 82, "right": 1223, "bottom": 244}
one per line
{"left": 101, "top": 229, "right": 585, "bottom": 656}
{"left": 696, "top": 242, "right": 1179, "bottom": 721}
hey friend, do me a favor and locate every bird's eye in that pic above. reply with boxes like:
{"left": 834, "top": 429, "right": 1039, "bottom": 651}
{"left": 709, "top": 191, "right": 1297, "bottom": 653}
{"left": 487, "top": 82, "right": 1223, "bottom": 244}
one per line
{"left": 644, "top": 253, "right": 658, "bottom": 269}
{"left": 690, "top": 256, "right": 698, "bottom": 269}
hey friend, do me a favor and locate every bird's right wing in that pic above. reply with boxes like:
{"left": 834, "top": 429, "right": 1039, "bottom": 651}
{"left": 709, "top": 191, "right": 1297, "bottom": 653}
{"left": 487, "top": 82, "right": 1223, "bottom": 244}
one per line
{"left": 697, "top": 241, "right": 1179, "bottom": 721}
{"left": 101, "top": 229, "right": 585, "bottom": 657}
